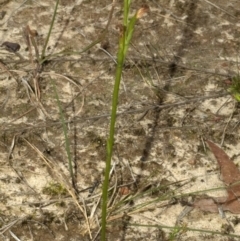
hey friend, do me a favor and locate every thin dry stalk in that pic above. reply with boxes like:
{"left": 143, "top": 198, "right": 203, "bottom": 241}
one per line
{"left": 71, "top": 95, "right": 85, "bottom": 118}
{"left": 203, "top": 0, "right": 236, "bottom": 18}
{"left": 22, "top": 25, "right": 43, "bottom": 102}
{"left": 107, "top": 166, "right": 120, "bottom": 209}
{"left": 20, "top": 76, "right": 52, "bottom": 119}
{"left": 0, "top": 218, "right": 24, "bottom": 235}
{"left": 23, "top": 26, "right": 33, "bottom": 64}
{"left": 23, "top": 138, "right": 93, "bottom": 239}
{"left": 220, "top": 101, "right": 236, "bottom": 146}
{"left": 0, "top": 87, "right": 10, "bottom": 110}
{"left": 42, "top": 72, "right": 82, "bottom": 91}
{"left": 9, "top": 107, "right": 36, "bottom": 123}
{"left": 0, "top": 60, "right": 18, "bottom": 83}
{"left": 7, "top": 133, "right": 19, "bottom": 160}
{"left": 9, "top": 230, "right": 21, "bottom": 241}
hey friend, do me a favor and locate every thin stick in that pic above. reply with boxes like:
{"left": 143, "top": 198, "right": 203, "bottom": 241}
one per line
{"left": 202, "top": 0, "right": 236, "bottom": 19}
{"left": 23, "top": 139, "right": 92, "bottom": 239}
{"left": 220, "top": 101, "right": 236, "bottom": 146}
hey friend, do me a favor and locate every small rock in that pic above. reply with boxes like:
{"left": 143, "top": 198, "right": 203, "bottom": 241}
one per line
{"left": 1, "top": 41, "right": 21, "bottom": 53}
{"left": 0, "top": 11, "right": 6, "bottom": 20}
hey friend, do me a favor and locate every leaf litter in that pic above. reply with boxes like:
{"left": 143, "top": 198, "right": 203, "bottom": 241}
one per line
{"left": 193, "top": 140, "right": 240, "bottom": 214}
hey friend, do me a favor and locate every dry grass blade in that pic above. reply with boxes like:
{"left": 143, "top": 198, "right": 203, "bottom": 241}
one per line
{"left": 42, "top": 72, "right": 82, "bottom": 91}
{"left": 9, "top": 230, "right": 21, "bottom": 241}
{"left": 20, "top": 76, "right": 51, "bottom": 119}
{"left": 22, "top": 138, "right": 93, "bottom": 239}
{"left": 23, "top": 26, "right": 33, "bottom": 63}
{"left": 203, "top": 0, "right": 236, "bottom": 18}
{"left": 0, "top": 218, "right": 25, "bottom": 235}
{"left": 0, "top": 60, "right": 18, "bottom": 83}
{"left": 7, "top": 133, "right": 18, "bottom": 160}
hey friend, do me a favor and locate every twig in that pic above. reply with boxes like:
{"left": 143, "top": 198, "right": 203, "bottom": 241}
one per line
{"left": 42, "top": 72, "right": 82, "bottom": 91}
{"left": 27, "top": 223, "right": 34, "bottom": 241}
{"left": 220, "top": 101, "right": 236, "bottom": 146}
{"left": 215, "top": 97, "right": 231, "bottom": 115}
{"left": 0, "top": 218, "right": 23, "bottom": 235}
{"left": 2, "top": 92, "right": 229, "bottom": 133}
{"left": 9, "top": 230, "right": 22, "bottom": 241}
{"left": 2, "top": 0, "right": 29, "bottom": 26}
{"left": 23, "top": 26, "right": 33, "bottom": 64}
{"left": 0, "top": 87, "right": 10, "bottom": 109}
{"left": 9, "top": 107, "right": 36, "bottom": 123}
{"left": 7, "top": 133, "right": 19, "bottom": 160}
{"left": 23, "top": 139, "right": 93, "bottom": 239}
{"left": 0, "top": 60, "right": 18, "bottom": 83}
{"left": 202, "top": 0, "right": 236, "bottom": 19}
{"left": 201, "top": 135, "right": 207, "bottom": 152}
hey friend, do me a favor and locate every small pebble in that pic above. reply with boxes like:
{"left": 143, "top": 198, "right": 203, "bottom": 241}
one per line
{"left": 1, "top": 41, "right": 21, "bottom": 53}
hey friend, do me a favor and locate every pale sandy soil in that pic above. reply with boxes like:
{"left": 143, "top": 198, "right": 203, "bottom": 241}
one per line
{"left": 1, "top": 0, "right": 240, "bottom": 240}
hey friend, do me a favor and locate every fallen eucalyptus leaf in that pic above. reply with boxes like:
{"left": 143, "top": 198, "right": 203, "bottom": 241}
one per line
{"left": 193, "top": 140, "right": 240, "bottom": 214}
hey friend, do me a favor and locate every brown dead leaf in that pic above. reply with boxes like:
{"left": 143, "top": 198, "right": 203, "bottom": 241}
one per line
{"left": 206, "top": 140, "right": 240, "bottom": 185}
{"left": 193, "top": 197, "right": 220, "bottom": 213}
{"left": 193, "top": 140, "right": 240, "bottom": 214}
{"left": 193, "top": 196, "right": 227, "bottom": 213}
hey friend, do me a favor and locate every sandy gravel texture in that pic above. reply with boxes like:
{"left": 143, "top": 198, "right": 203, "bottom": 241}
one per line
{"left": 1, "top": 0, "right": 240, "bottom": 240}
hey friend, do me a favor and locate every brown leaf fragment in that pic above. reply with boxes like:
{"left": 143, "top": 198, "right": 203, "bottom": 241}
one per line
{"left": 1, "top": 41, "right": 21, "bottom": 53}
{"left": 193, "top": 140, "right": 240, "bottom": 214}
{"left": 221, "top": 192, "right": 240, "bottom": 214}
{"left": 193, "top": 197, "right": 219, "bottom": 213}
{"left": 206, "top": 140, "right": 240, "bottom": 185}
{"left": 193, "top": 196, "right": 227, "bottom": 213}
{"left": 206, "top": 140, "right": 240, "bottom": 195}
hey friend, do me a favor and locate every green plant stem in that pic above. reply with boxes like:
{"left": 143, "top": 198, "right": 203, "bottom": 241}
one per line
{"left": 101, "top": 2, "right": 130, "bottom": 240}
{"left": 101, "top": 1, "right": 140, "bottom": 239}
{"left": 128, "top": 223, "right": 240, "bottom": 239}
{"left": 124, "top": 0, "right": 131, "bottom": 26}
{"left": 41, "top": 0, "right": 60, "bottom": 62}
{"left": 100, "top": 32, "right": 125, "bottom": 241}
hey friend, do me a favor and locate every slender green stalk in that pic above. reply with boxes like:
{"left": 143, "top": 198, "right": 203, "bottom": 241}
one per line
{"left": 100, "top": 28, "right": 125, "bottom": 241}
{"left": 101, "top": 2, "right": 148, "bottom": 240}
{"left": 128, "top": 223, "right": 240, "bottom": 239}
{"left": 51, "top": 79, "right": 74, "bottom": 185}
{"left": 123, "top": 0, "right": 131, "bottom": 26}
{"left": 41, "top": 0, "right": 60, "bottom": 61}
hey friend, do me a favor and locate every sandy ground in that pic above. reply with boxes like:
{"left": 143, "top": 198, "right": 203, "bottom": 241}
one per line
{"left": 1, "top": 0, "right": 240, "bottom": 240}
